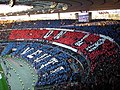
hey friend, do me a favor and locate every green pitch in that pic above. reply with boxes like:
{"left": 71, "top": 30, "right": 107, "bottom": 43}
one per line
{"left": 0, "top": 64, "right": 9, "bottom": 90}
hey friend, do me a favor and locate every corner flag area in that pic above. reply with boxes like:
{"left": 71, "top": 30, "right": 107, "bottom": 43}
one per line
{"left": 0, "top": 56, "right": 38, "bottom": 90}
{"left": 0, "top": 65, "right": 9, "bottom": 90}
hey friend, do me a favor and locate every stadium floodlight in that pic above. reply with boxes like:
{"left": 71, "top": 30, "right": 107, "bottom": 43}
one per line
{"left": 9, "top": 0, "right": 16, "bottom": 7}
{"left": 50, "top": 9, "right": 55, "bottom": 13}
{"left": 62, "top": 4, "right": 68, "bottom": 11}
{"left": 50, "top": 2, "right": 57, "bottom": 9}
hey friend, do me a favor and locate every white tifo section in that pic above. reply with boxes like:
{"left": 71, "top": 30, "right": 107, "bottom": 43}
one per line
{"left": 40, "top": 58, "right": 58, "bottom": 69}
{"left": 99, "top": 34, "right": 114, "bottom": 42}
{"left": 43, "top": 30, "right": 68, "bottom": 39}
{"left": 47, "top": 28, "right": 74, "bottom": 32}
{"left": 86, "top": 38, "right": 106, "bottom": 52}
{"left": 43, "top": 30, "right": 54, "bottom": 39}
{"left": 42, "top": 66, "right": 64, "bottom": 77}
{"left": 34, "top": 54, "right": 51, "bottom": 63}
{"left": 27, "top": 50, "right": 42, "bottom": 59}
{"left": 54, "top": 31, "right": 67, "bottom": 39}
{"left": 52, "top": 42, "right": 78, "bottom": 52}
{"left": 74, "top": 33, "right": 89, "bottom": 46}
{"left": 20, "top": 47, "right": 51, "bottom": 63}
{"left": 19, "top": 45, "right": 64, "bottom": 74}
{"left": 21, "top": 47, "right": 34, "bottom": 55}
{"left": 14, "top": 28, "right": 74, "bottom": 32}
{"left": 50, "top": 66, "right": 64, "bottom": 74}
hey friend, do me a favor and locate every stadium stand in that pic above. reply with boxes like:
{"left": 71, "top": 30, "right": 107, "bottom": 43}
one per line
{"left": 1, "top": 41, "right": 84, "bottom": 87}
{"left": 0, "top": 30, "right": 11, "bottom": 40}
{"left": 0, "top": 27, "right": 119, "bottom": 89}
{"left": 1, "top": 20, "right": 120, "bottom": 45}
{"left": 0, "top": 0, "right": 119, "bottom": 89}
{"left": 11, "top": 19, "right": 76, "bottom": 29}
{"left": 61, "top": 20, "right": 120, "bottom": 45}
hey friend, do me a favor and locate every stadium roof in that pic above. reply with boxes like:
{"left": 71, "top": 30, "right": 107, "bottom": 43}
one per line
{"left": 0, "top": 0, "right": 120, "bottom": 16}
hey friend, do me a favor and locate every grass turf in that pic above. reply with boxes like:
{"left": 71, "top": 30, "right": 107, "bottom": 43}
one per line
{"left": 0, "top": 64, "right": 9, "bottom": 90}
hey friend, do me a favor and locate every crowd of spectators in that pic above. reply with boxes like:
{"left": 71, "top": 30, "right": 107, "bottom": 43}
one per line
{"left": 0, "top": 39, "right": 119, "bottom": 90}
{"left": 0, "top": 42, "right": 85, "bottom": 88}
{"left": 61, "top": 20, "right": 120, "bottom": 45}
{"left": 76, "top": 20, "right": 120, "bottom": 26}
{"left": 11, "top": 19, "right": 76, "bottom": 29}
{"left": 1, "top": 19, "right": 119, "bottom": 45}
{"left": 0, "top": 19, "right": 119, "bottom": 89}
{"left": 0, "top": 30, "right": 11, "bottom": 40}
{"left": 7, "top": 29, "right": 120, "bottom": 71}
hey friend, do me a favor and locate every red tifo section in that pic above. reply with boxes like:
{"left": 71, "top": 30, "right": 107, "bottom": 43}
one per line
{"left": 8, "top": 29, "right": 120, "bottom": 72}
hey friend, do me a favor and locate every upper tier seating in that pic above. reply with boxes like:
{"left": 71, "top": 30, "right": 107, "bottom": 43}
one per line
{"left": 11, "top": 19, "right": 76, "bottom": 29}
{"left": 0, "top": 30, "right": 11, "bottom": 40}
{"left": 61, "top": 20, "right": 120, "bottom": 45}
{"left": 1, "top": 20, "right": 119, "bottom": 45}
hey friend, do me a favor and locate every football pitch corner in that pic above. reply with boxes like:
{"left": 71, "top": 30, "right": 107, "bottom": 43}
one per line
{"left": 0, "top": 64, "right": 9, "bottom": 90}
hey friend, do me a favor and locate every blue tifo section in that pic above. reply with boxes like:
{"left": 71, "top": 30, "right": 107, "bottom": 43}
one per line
{"left": 1, "top": 42, "right": 18, "bottom": 56}
{"left": 61, "top": 21, "right": 120, "bottom": 45}
{"left": 11, "top": 19, "right": 76, "bottom": 29}
{"left": 1, "top": 42, "right": 82, "bottom": 86}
